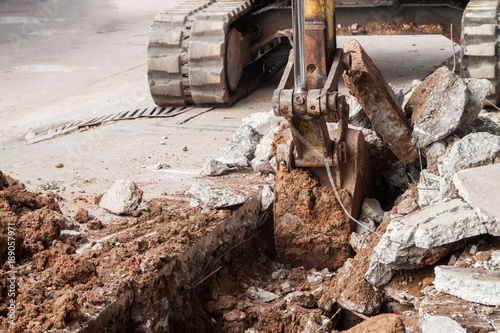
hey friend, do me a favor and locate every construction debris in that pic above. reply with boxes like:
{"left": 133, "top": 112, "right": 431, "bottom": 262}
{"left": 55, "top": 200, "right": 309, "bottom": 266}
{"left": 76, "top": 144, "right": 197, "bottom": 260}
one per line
{"left": 454, "top": 163, "right": 500, "bottom": 227}
{"left": 99, "top": 179, "right": 143, "bottom": 215}
{"left": 439, "top": 132, "right": 500, "bottom": 175}
{"left": 343, "top": 39, "right": 418, "bottom": 163}
{"left": 434, "top": 266, "right": 500, "bottom": 306}
{"left": 365, "top": 199, "right": 492, "bottom": 287}
{"left": 189, "top": 183, "right": 247, "bottom": 210}
{"left": 203, "top": 111, "right": 284, "bottom": 175}
{"left": 407, "top": 66, "right": 471, "bottom": 148}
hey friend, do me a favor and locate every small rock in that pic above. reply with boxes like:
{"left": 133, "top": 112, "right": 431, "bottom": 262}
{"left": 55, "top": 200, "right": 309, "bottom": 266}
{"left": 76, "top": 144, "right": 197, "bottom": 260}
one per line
{"left": 271, "top": 268, "right": 289, "bottom": 280}
{"left": 146, "top": 163, "right": 170, "bottom": 170}
{"left": 260, "top": 185, "right": 274, "bottom": 211}
{"left": 189, "top": 183, "right": 246, "bottom": 210}
{"left": 94, "top": 194, "right": 103, "bottom": 205}
{"left": 218, "top": 125, "right": 261, "bottom": 168}
{"left": 280, "top": 281, "right": 294, "bottom": 293}
{"left": 214, "top": 295, "right": 234, "bottom": 314}
{"left": 285, "top": 291, "right": 317, "bottom": 308}
{"left": 347, "top": 95, "right": 372, "bottom": 128}
{"left": 355, "top": 215, "right": 376, "bottom": 233}
{"left": 241, "top": 110, "right": 283, "bottom": 136}
{"left": 349, "top": 231, "right": 373, "bottom": 253}
{"left": 361, "top": 198, "right": 384, "bottom": 224}
{"left": 25, "top": 130, "right": 36, "bottom": 140}
{"left": 55, "top": 163, "right": 64, "bottom": 168}
{"left": 247, "top": 287, "right": 279, "bottom": 303}
{"left": 397, "top": 197, "right": 419, "bottom": 215}
{"left": 223, "top": 310, "right": 246, "bottom": 322}
{"left": 73, "top": 208, "right": 89, "bottom": 223}
{"left": 463, "top": 78, "right": 494, "bottom": 125}
{"left": 99, "top": 179, "right": 143, "bottom": 215}
{"left": 425, "top": 141, "right": 447, "bottom": 167}
{"left": 87, "top": 219, "right": 103, "bottom": 230}
{"left": 182, "top": 146, "right": 188, "bottom": 151}
{"left": 317, "top": 293, "right": 333, "bottom": 312}
{"left": 201, "top": 159, "right": 230, "bottom": 176}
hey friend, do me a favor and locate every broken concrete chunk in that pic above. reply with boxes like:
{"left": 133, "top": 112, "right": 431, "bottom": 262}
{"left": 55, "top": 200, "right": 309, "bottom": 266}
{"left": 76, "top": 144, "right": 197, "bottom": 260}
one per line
{"left": 349, "top": 232, "right": 372, "bottom": 253}
{"left": 402, "top": 79, "right": 422, "bottom": 112}
{"left": 241, "top": 110, "right": 283, "bottom": 137}
{"left": 355, "top": 215, "right": 376, "bottom": 234}
{"left": 250, "top": 127, "right": 278, "bottom": 174}
{"left": 201, "top": 159, "right": 230, "bottom": 176}
{"left": 397, "top": 197, "right": 419, "bottom": 215}
{"left": 471, "top": 116, "right": 500, "bottom": 136}
{"left": 346, "top": 95, "right": 372, "bottom": 128}
{"left": 453, "top": 164, "right": 500, "bottom": 233}
{"left": 463, "top": 78, "right": 494, "bottom": 126}
{"left": 99, "top": 179, "right": 143, "bottom": 215}
{"left": 365, "top": 199, "right": 487, "bottom": 287}
{"left": 408, "top": 66, "right": 470, "bottom": 148}
{"left": 217, "top": 125, "right": 261, "bottom": 168}
{"left": 420, "top": 315, "right": 466, "bottom": 333}
{"left": 434, "top": 266, "right": 500, "bottom": 306}
{"left": 440, "top": 132, "right": 500, "bottom": 175}
{"left": 247, "top": 287, "right": 279, "bottom": 303}
{"left": 413, "top": 207, "right": 485, "bottom": 249}
{"left": 260, "top": 185, "right": 274, "bottom": 211}
{"left": 189, "top": 183, "right": 246, "bottom": 210}
{"left": 342, "top": 39, "right": 418, "bottom": 163}
{"left": 284, "top": 291, "right": 317, "bottom": 308}
{"left": 417, "top": 170, "right": 442, "bottom": 208}
{"left": 419, "top": 292, "right": 500, "bottom": 332}
{"left": 361, "top": 198, "right": 384, "bottom": 224}
{"left": 389, "top": 83, "right": 405, "bottom": 105}
{"left": 425, "top": 140, "right": 447, "bottom": 167}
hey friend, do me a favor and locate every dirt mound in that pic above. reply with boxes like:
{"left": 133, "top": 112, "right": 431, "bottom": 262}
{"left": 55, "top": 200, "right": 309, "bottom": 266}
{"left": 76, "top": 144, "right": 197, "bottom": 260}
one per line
{"left": 0, "top": 170, "right": 234, "bottom": 331}
{"left": 0, "top": 171, "right": 62, "bottom": 265}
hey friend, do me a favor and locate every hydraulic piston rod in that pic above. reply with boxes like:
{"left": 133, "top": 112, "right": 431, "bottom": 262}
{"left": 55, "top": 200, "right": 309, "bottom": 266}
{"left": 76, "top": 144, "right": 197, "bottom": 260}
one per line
{"left": 292, "top": 0, "right": 307, "bottom": 93}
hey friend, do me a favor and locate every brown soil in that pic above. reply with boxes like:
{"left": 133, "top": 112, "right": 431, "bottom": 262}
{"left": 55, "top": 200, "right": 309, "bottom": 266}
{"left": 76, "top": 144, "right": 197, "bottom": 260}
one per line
{"left": 333, "top": 313, "right": 406, "bottom": 333}
{"left": 0, "top": 171, "right": 235, "bottom": 332}
{"left": 274, "top": 167, "right": 354, "bottom": 271}
{"left": 73, "top": 208, "right": 89, "bottom": 223}
{"left": 327, "top": 223, "right": 389, "bottom": 316}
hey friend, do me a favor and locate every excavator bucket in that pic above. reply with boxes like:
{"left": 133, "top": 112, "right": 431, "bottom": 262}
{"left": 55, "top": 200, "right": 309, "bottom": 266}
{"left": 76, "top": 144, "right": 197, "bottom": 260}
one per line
{"left": 273, "top": 125, "right": 372, "bottom": 270}
{"left": 272, "top": 0, "right": 372, "bottom": 270}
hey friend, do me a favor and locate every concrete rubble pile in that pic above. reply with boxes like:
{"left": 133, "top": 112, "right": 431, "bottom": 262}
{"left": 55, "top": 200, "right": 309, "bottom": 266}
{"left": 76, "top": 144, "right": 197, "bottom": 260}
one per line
{"left": 204, "top": 39, "right": 500, "bottom": 332}
{"left": 324, "top": 40, "right": 500, "bottom": 332}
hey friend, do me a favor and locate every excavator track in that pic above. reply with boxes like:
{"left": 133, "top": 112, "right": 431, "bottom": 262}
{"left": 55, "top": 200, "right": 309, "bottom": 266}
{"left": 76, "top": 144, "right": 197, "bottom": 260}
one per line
{"left": 147, "top": 0, "right": 258, "bottom": 106}
{"left": 461, "top": 0, "right": 500, "bottom": 104}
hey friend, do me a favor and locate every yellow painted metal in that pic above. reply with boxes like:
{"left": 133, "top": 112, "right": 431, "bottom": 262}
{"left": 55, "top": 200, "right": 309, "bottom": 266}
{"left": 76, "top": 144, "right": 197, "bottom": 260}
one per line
{"left": 303, "top": 0, "right": 335, "bottom": 42}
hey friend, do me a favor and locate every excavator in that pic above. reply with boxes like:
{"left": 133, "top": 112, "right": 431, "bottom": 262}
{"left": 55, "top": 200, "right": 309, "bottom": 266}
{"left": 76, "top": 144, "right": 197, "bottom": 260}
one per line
{"left": 147, "top": 0, "right": 500, "bottom": 269}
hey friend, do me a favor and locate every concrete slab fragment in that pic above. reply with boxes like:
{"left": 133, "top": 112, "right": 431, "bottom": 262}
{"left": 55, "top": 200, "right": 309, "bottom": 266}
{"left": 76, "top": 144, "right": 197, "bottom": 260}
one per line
{"left": 408, "top": 67, "right": 470, "bottom": 148}
{"left": 365, "top": 200, "right": 485, "bottom": 287}
{"left": 434, "top": 266, "right": 500, "bottom": 306}
{"left": 343, "top": 39, "right": 418, "bottom": 163}
{"left": 419, "top": 292, "right": 500, "bottom": 332}
{"left": 440, "top": 132, "right": 500, "bottom": 175}
{"left": 454, "top": 163, "right": 500, "bottom": 221}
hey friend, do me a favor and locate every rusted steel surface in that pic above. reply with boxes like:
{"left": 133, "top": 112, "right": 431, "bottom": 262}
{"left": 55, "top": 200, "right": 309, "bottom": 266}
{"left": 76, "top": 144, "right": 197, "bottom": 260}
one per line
{"left": 342, "top": 39, "right": 419, "bottom": 163}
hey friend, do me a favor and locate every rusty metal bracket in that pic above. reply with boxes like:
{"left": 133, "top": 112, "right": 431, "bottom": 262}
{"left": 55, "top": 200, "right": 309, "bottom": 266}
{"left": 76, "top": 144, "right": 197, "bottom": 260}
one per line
{"left": 272, "top": 48, "right": 347, "bottom": 168}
